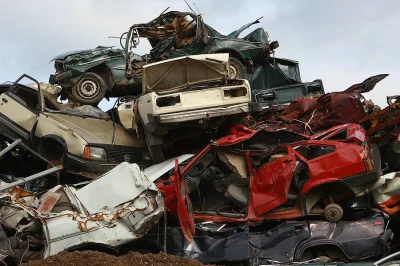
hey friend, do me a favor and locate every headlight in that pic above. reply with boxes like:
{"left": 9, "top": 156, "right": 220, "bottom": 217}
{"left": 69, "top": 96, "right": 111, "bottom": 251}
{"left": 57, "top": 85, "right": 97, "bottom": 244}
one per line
{"left": 83, "top": 146, "right": 107, "bottom": 160}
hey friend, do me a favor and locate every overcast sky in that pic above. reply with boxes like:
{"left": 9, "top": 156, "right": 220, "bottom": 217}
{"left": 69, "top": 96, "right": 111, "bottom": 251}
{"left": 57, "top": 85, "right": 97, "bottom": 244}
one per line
{"left": 0, "top": 0, "right": 399, "bottom": 110}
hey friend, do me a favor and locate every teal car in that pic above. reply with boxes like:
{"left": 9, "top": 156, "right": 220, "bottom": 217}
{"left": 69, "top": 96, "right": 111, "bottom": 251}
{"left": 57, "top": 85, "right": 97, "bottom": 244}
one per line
{"left": 49, "top": 46, "right": 144, "bottom": 105}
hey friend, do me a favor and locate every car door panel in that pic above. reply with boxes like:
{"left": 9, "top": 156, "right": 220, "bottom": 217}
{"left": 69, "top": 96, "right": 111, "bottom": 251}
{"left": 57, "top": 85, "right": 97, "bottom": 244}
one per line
{"left": 251, "top": 148, "right": 297, "bottom": 216}
{"left": 0, "top": 93, "right": 38, "bottom": 139}
{"left": 0, "top": 74, "right": 43, "bottom": 140}
{"left": 174, "top": 159, "right": 195, "bottom": 242}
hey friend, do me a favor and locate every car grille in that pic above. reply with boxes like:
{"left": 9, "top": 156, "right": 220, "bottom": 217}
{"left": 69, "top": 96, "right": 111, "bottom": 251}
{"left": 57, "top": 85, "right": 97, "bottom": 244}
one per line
{"left": 93, "top": 144, "right": 148, "bottom": 166}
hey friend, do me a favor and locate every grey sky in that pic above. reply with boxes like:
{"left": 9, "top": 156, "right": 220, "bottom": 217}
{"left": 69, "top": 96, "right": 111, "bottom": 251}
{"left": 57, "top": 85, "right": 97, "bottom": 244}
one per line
{"left": 0, "top": 0, "right": 399, "bottom": 110}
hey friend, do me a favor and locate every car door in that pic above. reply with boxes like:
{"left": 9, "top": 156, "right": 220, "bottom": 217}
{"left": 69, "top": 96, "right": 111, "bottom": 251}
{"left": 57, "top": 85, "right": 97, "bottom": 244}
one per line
{"left": 173, "top": 159, "right": 195, "bottom": 242}
{"left": 0, "top": 75, "right": 43, "bottom": 140}
{"left": 251, "top": 147, "right": 297, "bottom": 216}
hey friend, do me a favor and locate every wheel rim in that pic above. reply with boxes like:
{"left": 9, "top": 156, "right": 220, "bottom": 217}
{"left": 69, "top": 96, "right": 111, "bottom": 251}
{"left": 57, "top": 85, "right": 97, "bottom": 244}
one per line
{"left": 229, "top": 63, "right": 239, "bottom": 79}
{"left": 78, "top": 79, "right": 100, "bottom": 99}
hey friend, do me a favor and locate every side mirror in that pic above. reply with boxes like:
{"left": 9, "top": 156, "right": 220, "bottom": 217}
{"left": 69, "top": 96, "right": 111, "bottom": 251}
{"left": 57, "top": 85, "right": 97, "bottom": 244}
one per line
{"left": 269, "top": 40, "right": 279, "bottom": 51}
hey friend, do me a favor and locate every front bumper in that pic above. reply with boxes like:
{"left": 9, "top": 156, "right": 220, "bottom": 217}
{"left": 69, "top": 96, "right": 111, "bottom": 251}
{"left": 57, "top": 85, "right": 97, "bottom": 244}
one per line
{"left": 49, "top": 70, "right": 73, "bottom": 85}
{"left": 148, "top": 102, "right": 250, "bottom": 124}
{"left": 65, "top": 153, "right": 118, "bottom": 178}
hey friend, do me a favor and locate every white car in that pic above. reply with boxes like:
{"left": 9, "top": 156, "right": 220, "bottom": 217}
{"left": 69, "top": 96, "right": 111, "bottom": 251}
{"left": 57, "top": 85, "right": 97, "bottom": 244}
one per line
{"left": 0, "top": 162, "right": 164, "bottom": 262}
{"left": 118, "top": 53, "right": 251, "bottom": 162}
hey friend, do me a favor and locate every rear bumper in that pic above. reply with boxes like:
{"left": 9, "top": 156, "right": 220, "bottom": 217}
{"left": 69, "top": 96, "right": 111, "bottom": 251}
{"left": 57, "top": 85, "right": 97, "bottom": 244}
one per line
{"left": 148, "top": 102, "right": 250, "bottom": 124}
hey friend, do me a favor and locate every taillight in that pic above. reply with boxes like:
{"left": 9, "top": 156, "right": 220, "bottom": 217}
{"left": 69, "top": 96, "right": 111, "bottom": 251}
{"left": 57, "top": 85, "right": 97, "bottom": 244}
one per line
{"left": 364, "top": 158, "right": 374, "bottom": 171}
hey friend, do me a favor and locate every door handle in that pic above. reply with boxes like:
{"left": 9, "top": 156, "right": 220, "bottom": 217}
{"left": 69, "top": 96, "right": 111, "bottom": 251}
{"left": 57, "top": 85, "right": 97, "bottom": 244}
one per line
{"left": 2, "top": 98, "right": 8, "bottom": 103}
{"left": 284, "top": 159, "right": 293, "bottom": 163}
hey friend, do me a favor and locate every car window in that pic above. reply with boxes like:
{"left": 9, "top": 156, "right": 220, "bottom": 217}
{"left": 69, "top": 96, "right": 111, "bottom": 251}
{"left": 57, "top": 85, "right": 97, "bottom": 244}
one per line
{"left": 9, "top": 85, "right": 39, "bottom": 111}
{"left": 295, "top": 145, "right": 335, "bottom": 160}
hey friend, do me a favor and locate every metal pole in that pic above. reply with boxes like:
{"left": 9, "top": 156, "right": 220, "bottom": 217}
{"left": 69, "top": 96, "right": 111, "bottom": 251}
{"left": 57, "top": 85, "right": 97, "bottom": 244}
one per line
{"left": 0, "top": 167, "right": 61, "bottom": 191}
{"left": 0, "top": 139, "right": 21, "bottom": 157}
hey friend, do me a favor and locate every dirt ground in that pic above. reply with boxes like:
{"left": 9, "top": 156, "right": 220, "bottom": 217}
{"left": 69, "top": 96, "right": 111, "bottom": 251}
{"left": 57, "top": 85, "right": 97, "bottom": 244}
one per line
{"left": 21, "top": 250, "right": 206, "bottom": 266}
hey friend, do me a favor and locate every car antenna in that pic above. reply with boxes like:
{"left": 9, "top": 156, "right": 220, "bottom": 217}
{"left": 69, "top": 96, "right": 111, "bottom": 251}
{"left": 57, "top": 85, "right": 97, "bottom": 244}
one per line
{"left": 184, "top": 0, "right": 197, "bottom": 14}
{"left": 193, "top": 2, "right": 203, "bottom": 15}
{"left": 159, "top": 6, "right": 170, "bottom": 16}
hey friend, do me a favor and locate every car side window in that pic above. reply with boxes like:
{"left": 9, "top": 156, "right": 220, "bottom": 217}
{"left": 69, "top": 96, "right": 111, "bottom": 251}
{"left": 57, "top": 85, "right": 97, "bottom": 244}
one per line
{"left": 8, "top": 85, "right": 39, "bottom": 112}
{"left": 295, "top": 145, "right": 335, "bottom": 160}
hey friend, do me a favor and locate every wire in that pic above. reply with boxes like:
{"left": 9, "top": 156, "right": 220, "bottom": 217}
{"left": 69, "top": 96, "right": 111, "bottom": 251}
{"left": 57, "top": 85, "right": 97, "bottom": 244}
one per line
{"left": 19, "top": 237, "right": 30, "bottom": 265}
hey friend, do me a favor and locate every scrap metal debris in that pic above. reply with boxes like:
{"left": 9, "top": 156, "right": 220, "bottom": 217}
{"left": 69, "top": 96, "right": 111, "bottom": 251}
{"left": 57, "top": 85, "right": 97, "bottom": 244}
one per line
{"left": 2, "top": 6, "right": 400, "bottom": 266}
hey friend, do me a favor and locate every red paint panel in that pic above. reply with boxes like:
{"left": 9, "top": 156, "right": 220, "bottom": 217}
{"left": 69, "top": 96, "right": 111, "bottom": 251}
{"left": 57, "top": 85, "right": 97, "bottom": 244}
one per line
{"left": 251, "top": 148, "right": 296, "bottom": 216}
{"left": 301, "top": 142, "right": 366, "bottom": 194}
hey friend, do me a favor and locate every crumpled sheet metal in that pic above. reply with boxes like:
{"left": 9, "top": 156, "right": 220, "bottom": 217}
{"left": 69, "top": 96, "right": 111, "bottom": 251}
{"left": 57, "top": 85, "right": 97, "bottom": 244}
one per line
{"left": 0, "top": 163, "right": 165, "bottom": 259}
{"left": 138, "top": 214, "right": 388, "bottom": 265}
{"left": 370, "top": 172, "right": 400, "bottom": 215}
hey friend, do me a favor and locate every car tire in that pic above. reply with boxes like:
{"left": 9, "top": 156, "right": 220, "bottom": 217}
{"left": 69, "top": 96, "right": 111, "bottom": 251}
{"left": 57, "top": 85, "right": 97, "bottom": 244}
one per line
{"left": 229, "top": 57, "right": 246, "bottom": 79}
{"left": 72, "top": 72, "right": 107, "bottom": 106}
{"left": 324, "top": 203, "right": 343, "bottom": 222}
{"left": 145, "top": 135, "right": 165, "bottom": 164}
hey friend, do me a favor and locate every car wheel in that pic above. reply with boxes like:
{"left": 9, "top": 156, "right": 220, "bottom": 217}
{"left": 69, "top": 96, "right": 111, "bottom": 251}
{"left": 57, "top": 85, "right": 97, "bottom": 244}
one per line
{"left": 324, "top": 203, "right": 343, "bottom": 222}
{"left": 229, "top": 57, "right": 245, "bottom": 79}
{"left": 72, "top": 72, "right": 107, "bottom": 106}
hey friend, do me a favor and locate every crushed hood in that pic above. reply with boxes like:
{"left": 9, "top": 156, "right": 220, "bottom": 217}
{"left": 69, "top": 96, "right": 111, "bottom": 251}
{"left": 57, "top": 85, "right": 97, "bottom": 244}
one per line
{"left": 45, "top": 112, "right": 144, "bottom": 147}
{"left": 344, "top": 74, "right": 389, "bottom": 93}
{"left": 142, "top": 53, "right": 230, "bottom": 94}
{"left": 51, "top": 46, "right": 123, "bottom": 62}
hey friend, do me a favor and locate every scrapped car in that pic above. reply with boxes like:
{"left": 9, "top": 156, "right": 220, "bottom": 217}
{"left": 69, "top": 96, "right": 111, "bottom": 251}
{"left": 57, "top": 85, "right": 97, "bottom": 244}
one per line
{"left": 0, "top": 162, "right": 164, "bottom": 263}
{"left": 125, "top": 10, "right": 278, "bottom": 80}
{"left": 120, "top": 53, "right": 252, "bottom": 163}
{"left": 0, "top": 74, "right": 150, "bottom": 179}
{"left": 134, "top": 214, "right": 391, "bottom": 264}
{"left": 253, "top": 74, "right": 388, "bottom": 131}
{"left": 154, "top": 123, "right": 381, "bottom": 241}
{"left": 49, "top": 46, "right": 145, "bottom": 105}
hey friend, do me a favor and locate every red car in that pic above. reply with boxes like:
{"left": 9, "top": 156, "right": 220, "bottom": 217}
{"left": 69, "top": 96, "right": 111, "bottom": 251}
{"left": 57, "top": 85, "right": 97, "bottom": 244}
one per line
{"left": 157, "top": 123, "right": 381, "bottom": 241}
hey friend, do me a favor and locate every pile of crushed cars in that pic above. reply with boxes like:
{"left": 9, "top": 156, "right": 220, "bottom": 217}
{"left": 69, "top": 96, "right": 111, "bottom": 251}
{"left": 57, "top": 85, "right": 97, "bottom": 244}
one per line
{"left": 1, "top": 8, "right": 400, "bottom": 266}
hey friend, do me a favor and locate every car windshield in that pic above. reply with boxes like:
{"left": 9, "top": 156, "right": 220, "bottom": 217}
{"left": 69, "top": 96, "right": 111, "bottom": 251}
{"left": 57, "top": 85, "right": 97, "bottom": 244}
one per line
{"left": 277, "top": 63, "right": 298, "bottom": 81}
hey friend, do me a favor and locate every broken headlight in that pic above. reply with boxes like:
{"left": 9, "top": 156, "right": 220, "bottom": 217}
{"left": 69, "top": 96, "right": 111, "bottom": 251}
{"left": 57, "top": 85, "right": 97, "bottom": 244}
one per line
{"left": 83, "top": 146, "right": 107, "bottom": 160}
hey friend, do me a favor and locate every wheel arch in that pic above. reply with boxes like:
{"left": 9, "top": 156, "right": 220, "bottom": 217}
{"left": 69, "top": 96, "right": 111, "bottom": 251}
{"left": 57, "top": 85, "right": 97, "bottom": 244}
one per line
{"left": 303, "top": 182, "right": 354, "bottom": 214}
{"left": 37, "top": 135, "right": 68, "bottom": 155}
{"left": 295, "top": 243, "right": 350, "bottom": 262}
{"left": 217, "top": 48, "right": 247, "bottom": 63}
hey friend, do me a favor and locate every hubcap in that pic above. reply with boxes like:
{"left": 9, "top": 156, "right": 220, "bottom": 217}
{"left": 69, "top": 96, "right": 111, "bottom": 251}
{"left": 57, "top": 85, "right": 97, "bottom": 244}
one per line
{"left": 78, "top": 80, "right": 99, "bottom": 99}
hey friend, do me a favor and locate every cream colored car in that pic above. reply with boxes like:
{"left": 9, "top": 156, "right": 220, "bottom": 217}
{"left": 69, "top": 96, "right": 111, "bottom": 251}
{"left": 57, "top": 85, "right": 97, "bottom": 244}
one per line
{"left": 0, "top": 74, "right": 149, "bottom": 179}
{"left": 119, "top": 54, "right": 251, "bottom": 163}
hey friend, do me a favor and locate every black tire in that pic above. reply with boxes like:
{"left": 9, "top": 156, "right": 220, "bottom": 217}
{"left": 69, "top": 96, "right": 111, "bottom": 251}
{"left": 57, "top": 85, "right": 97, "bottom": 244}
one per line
{"left": 229, "top": 57, "right": 246, "bottom": 79}
{"left": 145, "top": 134, "right": 165, "bottom": 163}
{"left": 72, "top": 72, "right": 107, "bottom": 106}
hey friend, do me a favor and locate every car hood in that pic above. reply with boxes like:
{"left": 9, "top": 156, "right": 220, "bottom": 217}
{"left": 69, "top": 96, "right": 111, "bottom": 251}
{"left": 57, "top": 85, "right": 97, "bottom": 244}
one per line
{"left": 45, "top": 112, "right": 145, "bottom": 147}
{"left": 51, "top": 46, "right": 123, "bottom": 61}
{"left": 142, "top": 53, "right": 230, "bottom": 94}
{"left": 344, "top": 74, "right": 389, "bottom": 93}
